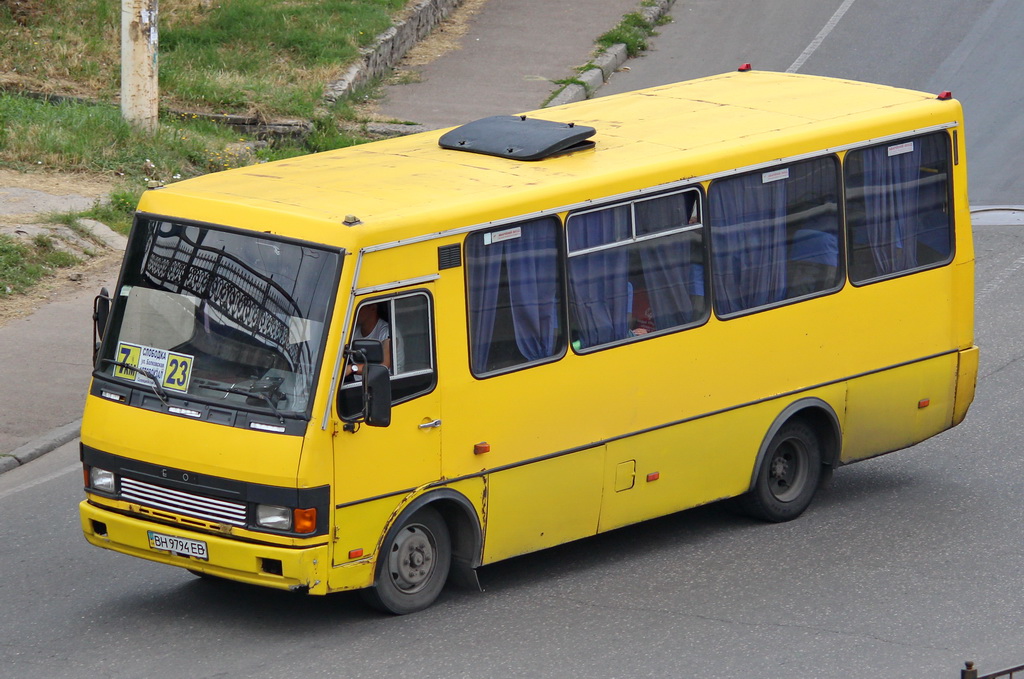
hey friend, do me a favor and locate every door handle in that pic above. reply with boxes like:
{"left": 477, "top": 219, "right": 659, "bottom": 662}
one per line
{"left": 418, "top": 419, "right": 442, "bottom": 429}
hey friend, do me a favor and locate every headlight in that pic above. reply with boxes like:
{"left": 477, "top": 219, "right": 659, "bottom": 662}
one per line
{"left": 256, "top": 504, "right": 292, "bottom": 530}
{"left": 89, "top": 467, "right": 116, "bottom": 493}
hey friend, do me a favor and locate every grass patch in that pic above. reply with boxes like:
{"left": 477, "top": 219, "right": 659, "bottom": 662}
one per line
{"left": 597, "top": 11, "right": 660, "bottom": 57}
{"left": 0, "top": 0, "right": 406, "bottom": 296}
{"left": 1, "top": 0, "right": 408, "bottom": 119}
{"left": 0, "top": 233, "right": 79, "bottom": 296}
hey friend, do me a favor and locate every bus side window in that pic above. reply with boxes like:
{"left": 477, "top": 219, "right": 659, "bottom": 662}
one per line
{"left": 709, "top": 155, "right": 841, "bottom": 316}
{"left": 466, "top": 217, "right": 565, "bottom": 376}
{"left": 845, "top": 132, "right": 953, "bottom": 283}
{"left": 566, "top": 188, "right": 706, "bottom": 351}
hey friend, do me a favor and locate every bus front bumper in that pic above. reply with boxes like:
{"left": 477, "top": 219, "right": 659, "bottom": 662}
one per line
{"left": 80, "top": 500, "right": 331, "bottom": 594}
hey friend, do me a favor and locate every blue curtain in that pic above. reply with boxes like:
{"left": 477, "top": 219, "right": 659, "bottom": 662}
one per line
{"left": 710, "top": 173, "right": 788, "bottom": 315}
{"left": 637, "top": 237, "right": 696, "bottom": 329}
{"left": 634, "top": 194, "right": 697, "bottom": 329}
{"left": 467, "top": 218, "right": 560, "bottom": 372}
{"left": 861, "top": 144, "right": 922, "bottom": 274}
{"left": 568, "top": 208, "right": 630, "bottom": 347}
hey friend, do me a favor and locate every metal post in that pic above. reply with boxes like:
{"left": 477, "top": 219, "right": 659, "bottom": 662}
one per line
{"left": 121, "top": 0, "right": 159, "bottom": 132}
{"left": 962, "top": 661, "right": 979, "bottom": 679}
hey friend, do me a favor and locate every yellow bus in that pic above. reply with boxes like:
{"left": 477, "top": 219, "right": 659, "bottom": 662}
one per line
{"left": 79, "top": 69, "right": 977, "bottom": 614}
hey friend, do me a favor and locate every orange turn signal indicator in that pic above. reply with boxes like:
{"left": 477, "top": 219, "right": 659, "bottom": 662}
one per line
{"left": 293, "top": 508, "right": 317, "bottom": 534}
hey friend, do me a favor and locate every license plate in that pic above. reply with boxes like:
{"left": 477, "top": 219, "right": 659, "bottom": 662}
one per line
{"left": 148, "top": 531, "right": 208, "bottom": 560}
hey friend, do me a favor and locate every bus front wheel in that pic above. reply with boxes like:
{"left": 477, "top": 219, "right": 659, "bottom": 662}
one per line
{"left": 739, "top": 420, "right": 822, "bottom": 522}
{"left": 361, "top": 506, "right": 451, "bottom": 615}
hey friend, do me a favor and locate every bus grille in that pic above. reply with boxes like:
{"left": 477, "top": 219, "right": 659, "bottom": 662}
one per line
{"left": 120, "top": 477, "right": 247, "bottom": 527}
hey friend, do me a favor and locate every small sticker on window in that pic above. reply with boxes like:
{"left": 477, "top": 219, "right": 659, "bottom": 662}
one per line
{"left": 888, "top": 141, "right": 915, "bottom": 157}
{"left": 484, "top": 227, "right": 522, "bottom": 245}
{"left": 762, "top": 168, "right": 790, "bottom": 183}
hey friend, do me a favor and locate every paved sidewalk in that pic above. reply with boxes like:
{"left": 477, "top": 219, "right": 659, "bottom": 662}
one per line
{"left": 375, "top": 0, "right": 647, "bottom": 129}
{"left": 0, "top": 0, "right": 674, "bottom": 474}
{"left": 0, "top": 243, "right": 121, "bottom": 473}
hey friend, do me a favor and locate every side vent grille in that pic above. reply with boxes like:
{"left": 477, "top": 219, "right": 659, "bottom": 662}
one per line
{"left": 438, "top": 244, "right": 462, "bottom": 270}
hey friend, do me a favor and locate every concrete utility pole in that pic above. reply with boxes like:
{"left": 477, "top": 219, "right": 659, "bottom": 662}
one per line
{"left": 121, "top": 0, "right": 159, "bottom": 132}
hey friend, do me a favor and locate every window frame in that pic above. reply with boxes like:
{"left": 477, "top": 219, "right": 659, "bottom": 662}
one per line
{"left": 464, "top": 216, "right": 568, "bottom": 379}
{"left": 339, "top": 289, "right": 437, "bottom": 418}
{"left": 563, "top": 187, "right": 709, "bottom": 354}
{"left": 707, "top": 153, "right": 845, "bottom": 320}
{"left": 843, "top": 131, "right": 956, "bottom": 287}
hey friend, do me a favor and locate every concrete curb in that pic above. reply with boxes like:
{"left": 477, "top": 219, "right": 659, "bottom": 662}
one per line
{"left": 325, "top": 0, "right": 467, "bottom": 103}
{"left": 0, "top": 419, "right": 81, "bottom": 474}
{"left": 545, "top": 0, "right": 675, "bottom": 108}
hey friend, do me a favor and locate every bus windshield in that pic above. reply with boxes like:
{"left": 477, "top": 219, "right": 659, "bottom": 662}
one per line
{"left": 97, "top": 218, "right": 341, "bottom": 417}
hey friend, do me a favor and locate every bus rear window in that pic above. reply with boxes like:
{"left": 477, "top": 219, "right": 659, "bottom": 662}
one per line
{"left": 845, "top": 132, "right": 953, "bottom": 283}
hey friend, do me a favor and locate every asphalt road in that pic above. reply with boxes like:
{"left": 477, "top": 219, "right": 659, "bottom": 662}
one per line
{"left": 3, "top": 1, "right": 1024, "bottom": 677}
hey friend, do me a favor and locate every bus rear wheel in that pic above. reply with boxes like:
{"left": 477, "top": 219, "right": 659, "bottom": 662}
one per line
{"left": 361, "top": 506, "right": 451, "bottom": 615}
{"left": 739, "top": 420, "right": 822, "bottom": 522}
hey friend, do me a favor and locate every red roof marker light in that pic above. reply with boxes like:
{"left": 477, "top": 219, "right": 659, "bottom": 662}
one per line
{"left": 937, "top": 91, "right": 953, "bottom": 100}
{"left": 738, "top": 63, "right": 753, "bottom": 72}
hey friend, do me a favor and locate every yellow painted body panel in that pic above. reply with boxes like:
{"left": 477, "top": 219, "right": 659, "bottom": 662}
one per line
{"left": 80, "top": 501, "right": 331, "bottom": 593}
{"left": 483, "top": 447, "right": 605, "bottom": 564}
{"left": 81, "top": 71, "right": 977, "bottom": 596}
{"left": 954, "top": 346, "right": 979, "bottom": 426}
{"left": 81, "top": 396, "right": 304, "bottom": 487}
{"left": 600, "top": 384, "right": 847, "bottom": 534}
{"left": 329, "top": 477, "right": 486, "bottom": 588}
{"left": 843, "top": 355, "right": 958, "bottom": 463}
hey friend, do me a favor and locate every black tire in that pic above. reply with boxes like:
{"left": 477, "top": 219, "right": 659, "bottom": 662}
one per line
{"left": 738, "top": 420, "right": 822, "bottom": 523}
{"left": 360, "top": 506, "right": 451, "bottom": 615}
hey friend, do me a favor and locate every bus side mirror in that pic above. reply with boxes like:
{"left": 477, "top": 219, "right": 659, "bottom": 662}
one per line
{"left": 93, "top": 287, "right": 110, "bottom": 360}
{"left": 341, "top": 339, "right": 392, "bottom": 428}
{"left": 351, "top": 338, "right": 384, "bottom": 364}
{"left": 362, "top": 363, "right": 392, "bottom": 427}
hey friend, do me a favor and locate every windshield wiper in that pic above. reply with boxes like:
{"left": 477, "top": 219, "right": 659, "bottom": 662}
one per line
{"left": 194, "top": 380, "right": 300, "bottom": 424}
{"left": 101, "top": 359, "right": 170, "bottom": 406}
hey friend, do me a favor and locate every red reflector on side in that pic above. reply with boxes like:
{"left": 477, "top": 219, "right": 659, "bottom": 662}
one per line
{"left": 349, "top": 548, "right": 364, "bottom": 559}
{"left": 474, "top": 442, "right": 490, "bottom": 455}
{"left": 918, "top": 399, "right": 930, "bottom": 409}
{"left": 646, "top": 472, "right": 660, "bottom": 482}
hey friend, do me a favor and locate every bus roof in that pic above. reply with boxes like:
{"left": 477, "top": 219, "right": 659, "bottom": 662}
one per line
{"left": 138, "top": 70, "right": 962, "bottom": 247}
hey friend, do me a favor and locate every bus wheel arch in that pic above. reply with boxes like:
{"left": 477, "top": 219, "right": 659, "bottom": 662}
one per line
{"left": 740, "top": 398, "right": 841, "bottom": 522}
{"left": 361, "top": 489, "right": 482, "bottom": 615}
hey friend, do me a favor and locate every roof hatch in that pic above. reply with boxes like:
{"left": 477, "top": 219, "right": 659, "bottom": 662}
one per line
{"left": 438, "top": 115, "right": 596, "bottom": 161}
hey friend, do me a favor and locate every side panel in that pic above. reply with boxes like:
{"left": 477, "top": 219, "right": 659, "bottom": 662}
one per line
{"left": 327, "top": 477, "right": 486, "bottom": 590}
{"left": 842, "top": 353, "right": 957, "bottom": 463}
{"left": 483, "top": 447, "right": 604, "bottom": 564}
{"left": 953, "top": 346, "right": 979, "bottom": 426}
{"left": 598, "top": 384, "right": 847, "bottom": 533}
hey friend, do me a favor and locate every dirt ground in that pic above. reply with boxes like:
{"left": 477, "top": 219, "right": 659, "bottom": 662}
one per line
{"left": 0, "top": 168, "right": 114, "bottom": 199}
{"left": 0, "top": 168, "right": 121, "bottom": 327}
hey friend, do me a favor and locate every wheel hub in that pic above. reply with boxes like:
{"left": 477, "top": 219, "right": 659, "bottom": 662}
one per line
{"left": 388, "top": 525, "right": 435, "bottom": 593}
